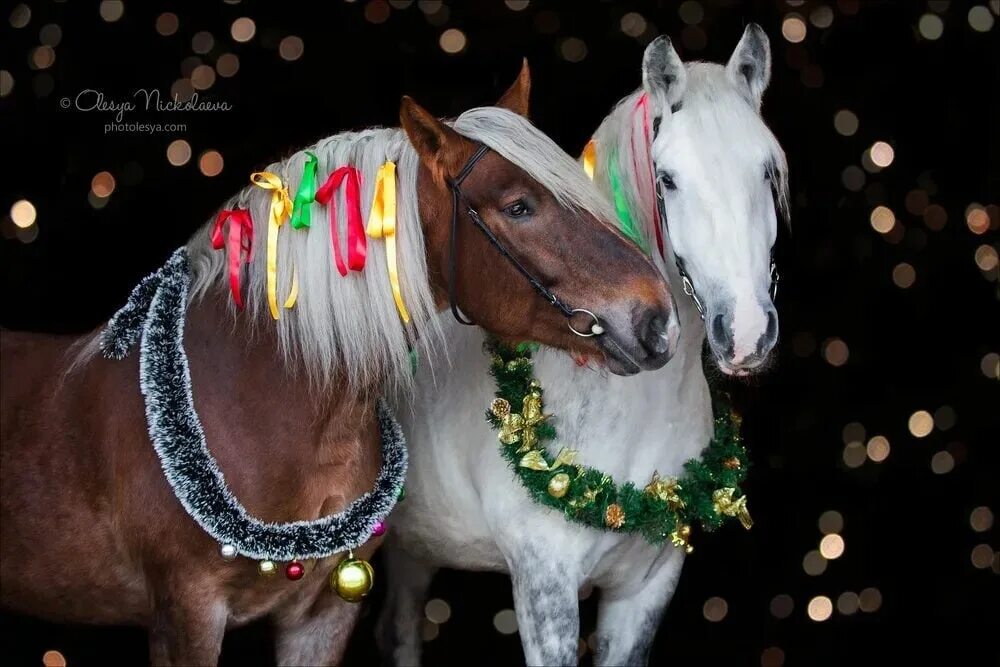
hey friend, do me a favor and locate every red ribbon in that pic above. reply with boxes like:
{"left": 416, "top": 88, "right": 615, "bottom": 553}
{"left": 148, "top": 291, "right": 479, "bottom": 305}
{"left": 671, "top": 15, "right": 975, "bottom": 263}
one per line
{"left": 633, "top": 93, "right": 665, "bottom": 259}
{"left": 211, "top": 208, "right": 254, "bottom": 309}
{"left": 315, "top": 166, "right": 366, "bottom": 277}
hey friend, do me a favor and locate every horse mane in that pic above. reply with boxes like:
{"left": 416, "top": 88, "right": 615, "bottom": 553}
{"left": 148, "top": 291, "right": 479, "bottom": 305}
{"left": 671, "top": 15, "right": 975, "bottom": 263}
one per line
{"left": 181, "top": 106, "right": 614, "bottom": 394}
{"left": 588, "top": 62, "right": 790, "bottom": 257}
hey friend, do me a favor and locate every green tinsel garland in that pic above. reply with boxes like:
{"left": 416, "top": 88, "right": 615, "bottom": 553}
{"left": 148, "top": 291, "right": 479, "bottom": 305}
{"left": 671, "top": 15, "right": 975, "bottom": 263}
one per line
{"left": 484, "top": 339, "right": 752, "bottom": 550}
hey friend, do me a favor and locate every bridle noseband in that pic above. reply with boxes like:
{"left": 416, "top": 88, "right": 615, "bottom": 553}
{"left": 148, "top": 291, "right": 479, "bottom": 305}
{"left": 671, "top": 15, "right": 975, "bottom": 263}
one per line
{"left": 446, "top": 143, "right": 604, "bottom": 337}
{"left": 654, "top": 179, "right": 779, "bottom": 321}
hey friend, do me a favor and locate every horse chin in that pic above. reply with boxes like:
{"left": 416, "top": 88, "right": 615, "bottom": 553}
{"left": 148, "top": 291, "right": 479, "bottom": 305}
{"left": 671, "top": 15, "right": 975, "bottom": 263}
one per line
{"left": 595, "top": 338, "right": 642, "bottom": 376}
{"left": 714, "top": 352, "right": 775, "bottom": 378}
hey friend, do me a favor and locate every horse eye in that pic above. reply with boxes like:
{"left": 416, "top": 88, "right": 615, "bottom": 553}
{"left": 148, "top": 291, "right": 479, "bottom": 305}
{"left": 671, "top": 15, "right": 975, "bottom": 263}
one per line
{"left": 659, "top": 173, "right": 677, "bottom": 191}
{"left": 502, "top": 199, "right": 532, "bottom": 218}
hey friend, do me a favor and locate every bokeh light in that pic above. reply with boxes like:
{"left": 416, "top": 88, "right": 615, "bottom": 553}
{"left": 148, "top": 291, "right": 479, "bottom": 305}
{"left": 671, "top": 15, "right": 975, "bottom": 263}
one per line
{"left": 91, "top": 171, "right": 116, "bottom": 198}
{"left": 702, "top": 596, "right": 728, "bottom": 622}
{"left": 166, "top": 140, "right": 192, "bottom": 166}
{"left": 971, "top": 544, "right": 994, "bottom": 569}
{"left": 782, "top": 15, "right": 807, "bottom": 43}
{"left": 620, "top": 12, "right": 647, "bottom": 37}
{"left": 980, "top": 352, "right": 998, "bottom": 379}
{"left": 820, "top": 534, "right": 845, "bottom": 559}
{"left": 870, "top": 206, "right": 896, "bottom": 233}
{"left": 99, "top": 0, "right": 124, "bottom": 23}
{"left": 819, "top": 510, "right": 844, "bottom": 534}
{"left": 918, "top": 13, "right": 944, "bottom": 40}
{"left": 930, "top": 450, "right": 955, "bottom": 474}
{"left": 969, "top": 506, "right": 993, "bottom": 532}
{"left": 892, "top": 263, "right": 916, "bottom": 288}
{"left": 425, "top": 598, "right": 451, "bottom": 624}
{"left": 231, "top": 17, "right": 256, "bottom": 42}
{"left": 492, "top": 609, "right": 518, "bottom": 634}
{"left": 439, "top": 29, "right": 467, "bottom": 54}
{"left": 822, "top": 338, "right": 849, "bottom": 366}
{"left": 803, "top": 550, "right": 827, "bottom": 575}
{"left": 156, "top": 12, "right": 179, "bottom": 36}
{"left": 279, "top": 36, "right": 305, "bottom": 61}
{"left": 769, "top": 594, "right": 794, "bottom": 619}
{"left": 869, "top": 141, "right": 895, "bottom": 168}
{"left": 866, "top": 436, "right": 890, "bottom": 463}
{"left": 908, "top": 410, "right": 934, "bottom": 437}
{"left": 807, "top": 596, "right": 833, "bottom": 621}
{"left": 833, "top": 109, "right": 858, "bottom": 136}
{"left": 198, "top": 150, "right": 224, "bottom": 177}
{"left": 216, "top": 53, "right": 240, "bottom": 78}
{"left": 10, "top": 200, "right": 37, "bottom": 228}
{"left": 859, "top": 587, "right": 882, "bottom": 612}
{"left": 41, "top": 650, "right": 66, "bottom": 667}
{"left": 836, "top": 591, "right": 860, "bottom": 615}
{"left": 967, "top": 5, "right": 995, "bottom": 31}
{"left": 559, "top": 37, "right": 588, "bottom": 62}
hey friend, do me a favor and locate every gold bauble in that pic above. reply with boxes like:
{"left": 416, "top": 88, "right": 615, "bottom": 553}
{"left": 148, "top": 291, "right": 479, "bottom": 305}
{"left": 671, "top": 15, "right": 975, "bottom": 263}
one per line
{"left": 257, "top": 560, "right": 278, "bottom": 577}
{"left": 547, "top": 472, "right": 571, "bottom": 498}
{"left": 331, "top": 557, "right": 374, "bottom": 602}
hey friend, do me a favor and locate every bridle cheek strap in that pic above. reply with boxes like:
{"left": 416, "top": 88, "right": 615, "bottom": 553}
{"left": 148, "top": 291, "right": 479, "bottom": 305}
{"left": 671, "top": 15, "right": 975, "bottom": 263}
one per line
{"left": 445, "top": 143, "right": 602, "bottom": 337}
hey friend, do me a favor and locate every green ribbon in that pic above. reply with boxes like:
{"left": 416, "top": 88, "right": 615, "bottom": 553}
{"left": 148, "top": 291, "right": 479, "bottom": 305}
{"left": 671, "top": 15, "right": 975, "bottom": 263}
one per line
{"left": 607, "top": 155, "right": 648, "bottom": 253}
{"left": 290, "top": 151, "right": 318, "bottom": 230}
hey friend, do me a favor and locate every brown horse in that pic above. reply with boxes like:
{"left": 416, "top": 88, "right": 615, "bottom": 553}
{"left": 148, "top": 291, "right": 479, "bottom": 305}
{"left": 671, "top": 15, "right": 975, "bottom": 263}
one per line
{"left": 0, "top": 65, "right": 675, "bottom": 666}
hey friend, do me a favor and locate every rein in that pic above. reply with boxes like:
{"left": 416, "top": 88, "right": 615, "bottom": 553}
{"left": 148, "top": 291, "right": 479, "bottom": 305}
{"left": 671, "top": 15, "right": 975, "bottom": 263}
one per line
{"left": 446, "top": 143, "right": 605, "bottom": 338}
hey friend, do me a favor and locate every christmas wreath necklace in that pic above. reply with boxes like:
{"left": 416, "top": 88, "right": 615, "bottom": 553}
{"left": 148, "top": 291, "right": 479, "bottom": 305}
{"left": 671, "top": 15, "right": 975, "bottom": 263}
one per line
{"left": 99, "top": 249, "right": 406, "bottom": 600}
{"left": 485, "top": 338, "right": 752, "bottom": 552}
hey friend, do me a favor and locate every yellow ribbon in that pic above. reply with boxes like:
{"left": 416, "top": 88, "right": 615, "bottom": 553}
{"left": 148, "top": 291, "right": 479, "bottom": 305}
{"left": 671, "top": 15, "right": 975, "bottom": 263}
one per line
{"left": 367, "top": 161, "right": 410, "bottom": 323}
{"left": 712, "top": 487, "right": 753, "bottom": 530}
{"left": 519, "top": 447, "right": 577, "bottom": 472}
{"left": 582, "top": 138, "right": 597, "bottom": 181}
{"left": 251, "top": 171, "right": 298, "bottom": 320}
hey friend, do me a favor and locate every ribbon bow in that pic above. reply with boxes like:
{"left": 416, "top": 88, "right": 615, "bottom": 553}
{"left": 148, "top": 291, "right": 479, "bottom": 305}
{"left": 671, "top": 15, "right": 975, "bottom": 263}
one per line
{"left": 519, "top": 447, "right": 577, "bottom": 472}
{"left": 712, "top": 487, "right": 753, "bottom": 530}
{"left": 210, "top": 208, "right": 254, "bottom": 309}
{"left": 316, "top": 166, "right": 366, "bottom": 277}
{"left": 643, "top": 471, "right": 685, "bottom": 511}
{"left": 491, "top": 392, "right": 548, "bottom": 453}
{"left": 367, "top": 161, "right": 410, "bottom": 323}
{"left": 251, "top": 171, "right": 298, "bottom": 320}
{"left": 290, "top": 152, "right": 318, "bottom": 230}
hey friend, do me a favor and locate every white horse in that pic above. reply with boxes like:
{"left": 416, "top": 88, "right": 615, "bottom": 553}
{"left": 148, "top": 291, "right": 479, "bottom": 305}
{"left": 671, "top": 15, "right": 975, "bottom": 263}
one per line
{"left": 379, "top": 25, "right": 789, "bottom": 666}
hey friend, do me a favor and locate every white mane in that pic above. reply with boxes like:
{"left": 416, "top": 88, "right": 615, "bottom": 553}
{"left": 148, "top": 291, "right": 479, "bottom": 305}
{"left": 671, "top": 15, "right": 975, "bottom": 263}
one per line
{"left": 186, "top": 106, "right": 614, "bottom": 393}
{"left": 588, "top": 62, "right": 789, "bottom": 259}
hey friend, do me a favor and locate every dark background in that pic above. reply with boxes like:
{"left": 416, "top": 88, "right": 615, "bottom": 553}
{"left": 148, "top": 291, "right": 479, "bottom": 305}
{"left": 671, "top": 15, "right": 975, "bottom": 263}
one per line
{"left": 2, "top": 0, "right": 998, "bottom": 665}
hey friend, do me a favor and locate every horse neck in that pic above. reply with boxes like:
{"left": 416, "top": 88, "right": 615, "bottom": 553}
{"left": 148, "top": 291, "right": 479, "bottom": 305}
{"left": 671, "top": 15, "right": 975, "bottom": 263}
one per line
{"left": 182, "top": 294, "right": 381, "bottom": 465}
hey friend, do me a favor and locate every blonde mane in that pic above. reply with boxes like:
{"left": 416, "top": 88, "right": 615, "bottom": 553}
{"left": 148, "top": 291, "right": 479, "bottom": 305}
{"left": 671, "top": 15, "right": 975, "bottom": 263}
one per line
{"left": 184, "top": 106, "right": 615, "bottom": 393}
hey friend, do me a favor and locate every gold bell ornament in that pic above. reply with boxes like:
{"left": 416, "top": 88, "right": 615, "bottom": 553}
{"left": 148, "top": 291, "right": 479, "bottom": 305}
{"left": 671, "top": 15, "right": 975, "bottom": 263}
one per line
{"left": 331, "top": 552, "right": 374, "bottom": 602}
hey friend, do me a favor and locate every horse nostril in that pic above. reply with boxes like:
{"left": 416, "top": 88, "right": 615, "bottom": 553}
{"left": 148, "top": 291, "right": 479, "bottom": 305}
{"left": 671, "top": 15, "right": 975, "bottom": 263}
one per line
{"left": 640, "top": 313, "right": 671, "bottom": 357}
{"left": 710, "top": 312, "right": 728, "bottom": 346}
{"left": 758, "top": 308, "right": 779, "bottom": 354}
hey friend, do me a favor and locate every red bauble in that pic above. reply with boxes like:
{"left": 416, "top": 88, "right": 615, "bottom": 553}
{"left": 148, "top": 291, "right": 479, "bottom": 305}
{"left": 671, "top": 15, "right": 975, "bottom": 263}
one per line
{"left": 285, "top": 561, "right": 305, "bottom": 581}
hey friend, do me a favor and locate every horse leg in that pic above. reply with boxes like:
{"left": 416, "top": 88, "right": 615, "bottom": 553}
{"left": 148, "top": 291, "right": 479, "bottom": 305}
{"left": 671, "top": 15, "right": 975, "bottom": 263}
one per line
{"left": 376, "top": 541, "right": 437, "bottom": 666}
{"left": 506, "top": 546, "right": 581, "bottom": 667}
{"left": 592, "top": 549, "right": 685, "bottom": 666}
{"left": 148, "top": 580, "right": 228, "bottom": 667}
{"left": 272, "top": 569, "right": 364, "bottom": 667}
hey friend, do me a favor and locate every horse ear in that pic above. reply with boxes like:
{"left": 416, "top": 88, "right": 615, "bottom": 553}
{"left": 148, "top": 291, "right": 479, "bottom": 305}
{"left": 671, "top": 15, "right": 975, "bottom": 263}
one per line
{"left": 642, "top": 36, "right": 687, "bottom": 117}
{"left": 400, "top": 95, "right": 467, "bottom": 184}
{"left": 495, "top": 59, "right": 531, "bottom": 117}
{"left": 726, "top": 23, "right": 771, "bottom": 110}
